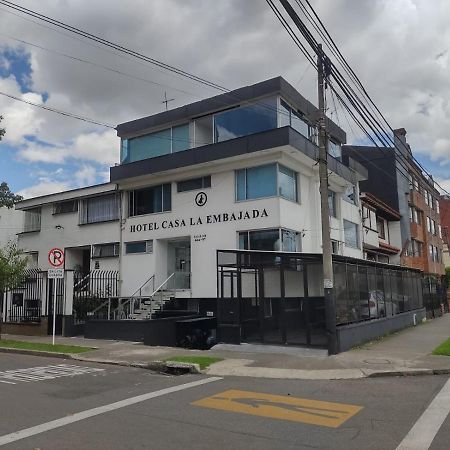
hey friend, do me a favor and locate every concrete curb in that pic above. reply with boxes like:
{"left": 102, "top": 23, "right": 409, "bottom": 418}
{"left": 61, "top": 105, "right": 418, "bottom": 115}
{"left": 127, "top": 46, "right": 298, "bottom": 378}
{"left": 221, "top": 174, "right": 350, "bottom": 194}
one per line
{"left": 2, "top": 347, "right": 449, "bottom": 379}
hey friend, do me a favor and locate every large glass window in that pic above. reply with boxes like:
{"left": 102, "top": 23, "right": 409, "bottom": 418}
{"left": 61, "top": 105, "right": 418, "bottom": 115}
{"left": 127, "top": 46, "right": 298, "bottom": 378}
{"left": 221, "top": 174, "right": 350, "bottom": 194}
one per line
{"left": 122, "top": 124, "right": 190, "bottom": 163}
{"left": 129, "top": 184, "right": 171, "bottom": 216}
{"left": 238, "top": 228, "right": 297, "bottom": 252}
{"left": 236, "top": 163, "right": 298, "bottom": 202}
{"left": 214, "top": 99, "right": 277, "bottom": 143}
{"left": 80, "top": 194, "right": 119, "bottom": 224}
{"left": 236, "top": 164, "right": 277, "bottom": 201}
{"left": 344, "top": 220, "right": 359, "bottom": 248}
{"left": 279, "top": 99, "right": 309, "bottom": 138}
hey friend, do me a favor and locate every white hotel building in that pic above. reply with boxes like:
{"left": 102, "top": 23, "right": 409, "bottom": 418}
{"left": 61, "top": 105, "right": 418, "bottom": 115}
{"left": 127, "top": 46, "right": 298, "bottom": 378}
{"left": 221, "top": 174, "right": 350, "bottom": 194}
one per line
{"left": 10, "top": 77, "right": 425, "bottom": 351}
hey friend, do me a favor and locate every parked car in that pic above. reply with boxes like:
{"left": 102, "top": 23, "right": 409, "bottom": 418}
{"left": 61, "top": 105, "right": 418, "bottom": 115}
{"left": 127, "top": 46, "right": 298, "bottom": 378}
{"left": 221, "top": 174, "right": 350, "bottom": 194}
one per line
{"left": 360, "top": 290, "right": 399, "bottom": 319}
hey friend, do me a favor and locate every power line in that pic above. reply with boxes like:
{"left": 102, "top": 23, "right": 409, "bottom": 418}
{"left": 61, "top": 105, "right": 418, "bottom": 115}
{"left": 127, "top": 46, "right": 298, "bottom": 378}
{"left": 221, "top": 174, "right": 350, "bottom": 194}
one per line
{"left": 0, "top": 90, "right": 116, "bottom": 129}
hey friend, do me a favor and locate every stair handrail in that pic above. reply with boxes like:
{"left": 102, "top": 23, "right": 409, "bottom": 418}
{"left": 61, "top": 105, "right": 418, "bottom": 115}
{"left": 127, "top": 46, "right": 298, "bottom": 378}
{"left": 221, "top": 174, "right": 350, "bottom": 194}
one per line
{"left": 111, "top": 274, "right": 156, "bottom": 319}
{"left": 149, "top": 272, "right": 175, "bottom": 297}
{"left": 89, "top": 297, "right": 112, "bottom": 317}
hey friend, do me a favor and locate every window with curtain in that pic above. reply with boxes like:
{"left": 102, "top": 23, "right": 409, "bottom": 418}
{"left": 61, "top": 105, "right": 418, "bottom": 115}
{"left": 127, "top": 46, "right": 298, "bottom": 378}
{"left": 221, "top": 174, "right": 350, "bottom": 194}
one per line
{"left": 80, "top": 194, "right": 119, "bottom": 224}
{"left": 24, "top": 208, "right": 41, "bottom": 232}
{"left": 92, "top": 243, "right": 119, "bottom": 258}
{"left": 129, "top": 184, "right": 171, "bottom": 216}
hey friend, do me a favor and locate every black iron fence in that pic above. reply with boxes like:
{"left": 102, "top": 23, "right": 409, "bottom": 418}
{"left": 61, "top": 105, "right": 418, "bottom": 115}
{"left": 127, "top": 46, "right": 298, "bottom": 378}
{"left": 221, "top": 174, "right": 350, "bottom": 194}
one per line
{"left": 422, "top": 275, "right": 448, "bottom": 318}
{"left": 333, "top": 261, "right": 424, "bottom": 326}
{"left": 73, "top": 270, "right": 119, "bottom": 324}
{"left": 7, "top": 269, "right": 44, "bottom": 323}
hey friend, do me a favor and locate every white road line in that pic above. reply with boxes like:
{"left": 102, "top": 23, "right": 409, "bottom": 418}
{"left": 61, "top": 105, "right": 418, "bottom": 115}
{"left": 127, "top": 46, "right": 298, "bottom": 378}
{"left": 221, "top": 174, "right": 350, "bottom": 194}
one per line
{"left": 0, "top": 376, "right": 222, "bottom": 446}
{"left": 396, "top": 377, "right": 450, "bottom": 450}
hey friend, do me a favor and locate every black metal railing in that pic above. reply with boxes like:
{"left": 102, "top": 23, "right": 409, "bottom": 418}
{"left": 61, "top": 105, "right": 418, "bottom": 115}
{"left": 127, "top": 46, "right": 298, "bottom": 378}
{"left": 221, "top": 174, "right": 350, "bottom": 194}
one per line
{"left": 7, "top": 269, "right": 44, "bottom": 323}
{"left": 73, "top": 270, "right": 119, "bottom": 324}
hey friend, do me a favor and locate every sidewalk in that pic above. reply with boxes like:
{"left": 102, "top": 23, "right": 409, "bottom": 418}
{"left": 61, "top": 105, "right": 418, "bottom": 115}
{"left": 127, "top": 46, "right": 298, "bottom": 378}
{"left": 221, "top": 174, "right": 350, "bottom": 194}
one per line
{"left": 1, "top": 314, "right": 449, "bottom": 380}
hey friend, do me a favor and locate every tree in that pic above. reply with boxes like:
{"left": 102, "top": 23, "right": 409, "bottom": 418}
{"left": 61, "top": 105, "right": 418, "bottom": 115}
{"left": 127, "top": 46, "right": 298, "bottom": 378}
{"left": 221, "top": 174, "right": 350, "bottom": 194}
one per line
{"left": 0, "top": 241, "right": 27, "bottom": 336}
{"left": 0, "top": 182, "right": 23, "bottom": 208}
{"left": 0, "top": 115, "right": 5, "bottom": 140}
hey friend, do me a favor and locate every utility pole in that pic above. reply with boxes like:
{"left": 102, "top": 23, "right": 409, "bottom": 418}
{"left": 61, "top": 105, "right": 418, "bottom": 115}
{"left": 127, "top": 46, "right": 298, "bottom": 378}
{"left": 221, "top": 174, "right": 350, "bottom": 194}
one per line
{"left": 317, "top": 44, "right": 337, "bottom": 355}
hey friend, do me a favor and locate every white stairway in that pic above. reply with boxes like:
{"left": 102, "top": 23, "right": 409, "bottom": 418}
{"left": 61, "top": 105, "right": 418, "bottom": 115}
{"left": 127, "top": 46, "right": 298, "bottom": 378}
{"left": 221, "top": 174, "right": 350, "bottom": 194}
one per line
{"left": 128, "top": 291, "right": 174, "bottom": 320}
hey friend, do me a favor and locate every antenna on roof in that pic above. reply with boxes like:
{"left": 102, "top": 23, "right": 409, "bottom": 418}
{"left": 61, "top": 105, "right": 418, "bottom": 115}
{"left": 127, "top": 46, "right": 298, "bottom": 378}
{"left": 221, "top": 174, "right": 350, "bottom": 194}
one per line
{"left": 162, "top": 91, "right": 175, "bottom": 111}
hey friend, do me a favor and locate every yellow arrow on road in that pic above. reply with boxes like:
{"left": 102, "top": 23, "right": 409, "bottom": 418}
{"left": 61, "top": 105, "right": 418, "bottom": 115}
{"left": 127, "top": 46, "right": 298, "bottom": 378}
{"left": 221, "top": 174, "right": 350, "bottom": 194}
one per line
{"left": 192, "top": 389, "right": 363, "bottom": 428}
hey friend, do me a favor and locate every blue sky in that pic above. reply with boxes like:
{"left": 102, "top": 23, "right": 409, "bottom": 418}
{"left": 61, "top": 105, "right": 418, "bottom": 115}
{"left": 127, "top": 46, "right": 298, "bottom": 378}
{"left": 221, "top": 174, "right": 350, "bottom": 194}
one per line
{"left": 0, "top": 0, "right": 449, "bottom": 198}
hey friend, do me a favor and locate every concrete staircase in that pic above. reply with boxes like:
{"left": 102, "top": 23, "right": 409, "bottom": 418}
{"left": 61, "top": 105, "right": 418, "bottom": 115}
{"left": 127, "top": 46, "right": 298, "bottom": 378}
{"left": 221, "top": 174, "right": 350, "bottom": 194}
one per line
{"left": 128, "top": 290, "right": 175, "bottom": 320}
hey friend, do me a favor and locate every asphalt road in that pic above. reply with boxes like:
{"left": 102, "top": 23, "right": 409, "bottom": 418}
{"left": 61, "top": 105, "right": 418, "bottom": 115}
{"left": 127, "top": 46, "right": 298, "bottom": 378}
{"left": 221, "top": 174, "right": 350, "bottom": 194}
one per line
{"left": 0, "top": 353, "right": 448, "bottom": 450}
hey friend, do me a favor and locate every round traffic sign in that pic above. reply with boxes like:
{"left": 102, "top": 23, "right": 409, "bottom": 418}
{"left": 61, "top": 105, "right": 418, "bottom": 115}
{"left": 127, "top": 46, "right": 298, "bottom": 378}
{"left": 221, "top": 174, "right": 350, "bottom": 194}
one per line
{"left": 48, "top": 248, "right": 64, "bottom": 267}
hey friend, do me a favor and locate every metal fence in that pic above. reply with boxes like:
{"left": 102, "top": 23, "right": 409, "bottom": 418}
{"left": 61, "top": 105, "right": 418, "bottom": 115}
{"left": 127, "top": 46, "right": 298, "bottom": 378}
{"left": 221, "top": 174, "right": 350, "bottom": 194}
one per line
{"left": 333, "top": 261, "right": 424, "bottom": 326}
{"left": 7, "top": 269, "right": 44, "bottom": 323}
{"left": 73, "top": 270, "right": 119, "bottom": 324}
{"left": 422, "top": 275, "right": 448, "bottom": 318}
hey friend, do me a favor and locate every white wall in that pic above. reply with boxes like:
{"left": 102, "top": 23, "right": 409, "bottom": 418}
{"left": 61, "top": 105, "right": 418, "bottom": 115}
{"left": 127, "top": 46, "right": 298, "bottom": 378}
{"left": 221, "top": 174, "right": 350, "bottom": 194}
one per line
{"left": 0, "top": 206, "right": 23, "bottom": 247}
{"left": 17, "top": 202, "right": 120, "bottom": 272}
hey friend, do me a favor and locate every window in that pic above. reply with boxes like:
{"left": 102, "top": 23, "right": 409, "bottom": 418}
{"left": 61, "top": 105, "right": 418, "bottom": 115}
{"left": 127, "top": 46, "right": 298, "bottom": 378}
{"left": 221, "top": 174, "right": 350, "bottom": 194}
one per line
{"left": 344, "top": 220, "right": 359, "bottom": 248}
{"left": 331, "top": 240, "right": 340, "bottom": 254}
{"left": 125, "top": 240, "right": 153, "bottom": 254}
{"left": 177, "top": 176, "right": 211, "bottom": 193}
{"left": 328, "top": 191, "right": 337, "bottom": 217}
{"left": 121, "top": 124, "right": 190, "bottom": 163}
{"left": 129, "top": 184, "right": 171, "bottom": 216}
{"left": 426, "top": 216, "right": 431, "bottom": 233}
{"left": 328, "top": 140, "right": 342, "bottom": 160}
{"left": 278, "top": 165, "right": 297, "bottom": 201}
{"left": 343, "top": 185, "right": 357, "bottom": 205}
{"left": 409, "top": 206, "right": 413, "bottom": 222}
{"left": 92, "top": 243, "right": 119, "bottom": 258}
{"left": 438, "top": 224, "right": 442, "bottom": 239}
{"left": 54, "top": 200, "right": 78, "bottom": 215}
{"left": 24, "top": 208, "right": 41, "bottom": 232}
{"left": 432, "top": 219, "right": 436, "bottom": 235}
{"left": 411, "top": 239, "right": 423, "bottom": 257}
{"left": 376, "top": 218, "right": 386, "bottom": 240}
{"left": 80, "top": 194, "right": 119, "bottom": 224}
{"left": 279, "top": 99, "right": 310, "bottom": 139}
{"left": 437, "top": 201, "right": 440, "bottom": 214}
{"left": 238, "top": 228, "right": 298, "bottom": 252}
{"left": 282, "top": 229, "right": 298, "bottom": 252}
{"left": 214, "top": 99, "right": 277, "bottom": 143}
{"left": 236, "top": 164, "right": 298, "bottom": 202}
{"left": 424, "top": 190, "right": 429, "bottom": 206}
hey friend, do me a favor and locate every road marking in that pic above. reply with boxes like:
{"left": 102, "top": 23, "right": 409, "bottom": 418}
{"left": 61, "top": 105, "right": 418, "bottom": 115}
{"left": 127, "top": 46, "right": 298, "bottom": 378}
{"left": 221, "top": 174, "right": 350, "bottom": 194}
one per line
{"left": 396, "top": 377, "right": 450, "bottom": 450}
{"left": 0, "top": 364, "right": 104, "bottom": 383}
{"left": 0, "top": 376, "right": 222, "bottom": 446}
{"left": 192, "top": 389, "right": 362, "bottom": 428}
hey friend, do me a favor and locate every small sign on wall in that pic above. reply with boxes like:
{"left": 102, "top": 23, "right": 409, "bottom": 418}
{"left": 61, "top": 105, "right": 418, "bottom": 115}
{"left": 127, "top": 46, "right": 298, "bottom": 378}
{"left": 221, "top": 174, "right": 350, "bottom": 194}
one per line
{"left": 194, "top": 234, "right": 206, "bottom": 242}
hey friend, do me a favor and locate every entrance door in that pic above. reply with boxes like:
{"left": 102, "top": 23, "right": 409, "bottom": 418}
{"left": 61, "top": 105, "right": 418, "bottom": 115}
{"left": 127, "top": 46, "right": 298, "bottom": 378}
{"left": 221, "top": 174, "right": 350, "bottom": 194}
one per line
{"left": 167, "top": 240, "right": 191, "bottom": 289}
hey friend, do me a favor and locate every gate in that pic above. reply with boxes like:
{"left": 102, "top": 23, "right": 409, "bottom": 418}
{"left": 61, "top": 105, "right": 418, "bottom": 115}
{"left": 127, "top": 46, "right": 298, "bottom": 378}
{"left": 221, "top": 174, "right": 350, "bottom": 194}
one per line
{"left": 46, "top": 276, "right": 65, "bottom": 335}
{"left": 6, "top": 269, "right": 44, "bottom": 323}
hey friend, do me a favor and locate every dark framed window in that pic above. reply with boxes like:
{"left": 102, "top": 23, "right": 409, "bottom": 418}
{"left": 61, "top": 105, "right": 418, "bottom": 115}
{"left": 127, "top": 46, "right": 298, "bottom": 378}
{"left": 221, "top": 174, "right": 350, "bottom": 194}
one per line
{"left": 129, "top": 184, "right": 171, "bottom": 216}
{"left": 343, "top": 185, "right": 357, "bottom": 205}
{"left": 238, "top": 228, "right": 298, "bottom": 252}
{"left": 376, "top": 218, "right": 385, "bottom": 239}
{"left": 54, "top": 200, "right": 78, "bottom": 215}
{"left": 125, "top": 240, "right": 153, "bottom": 254}
{"left": 344, "top": 220, "right": 359, "bottom": 248}
{"left": 177, "top": 176, "right": 211, "bottom": 193}
{"left": 92, "top": 243, "right": 119, "bottom": 258}
{"left": 80, "top": 194, "right": 119, "bottom": 224}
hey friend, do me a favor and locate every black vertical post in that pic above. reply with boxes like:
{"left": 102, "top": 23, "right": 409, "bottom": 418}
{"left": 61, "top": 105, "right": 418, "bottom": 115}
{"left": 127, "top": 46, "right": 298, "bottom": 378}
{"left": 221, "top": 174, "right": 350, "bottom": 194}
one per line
{"left": 280, "top": 262, "right": 287, "bottom": 344}
{"left": 258, "top": 266, "right": 265, "bottom": 342}
{"left": 303, "top": 263, "right": 311, "bottom": 346}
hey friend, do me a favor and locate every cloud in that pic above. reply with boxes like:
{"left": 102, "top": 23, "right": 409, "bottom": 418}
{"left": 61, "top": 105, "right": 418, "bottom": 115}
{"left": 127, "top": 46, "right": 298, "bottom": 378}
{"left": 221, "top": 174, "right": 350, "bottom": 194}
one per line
{"left": 0, "top": 0, "right": 450, "bottom": 196}
{"left": 18, "top": 180, "right": 71, "bottom": 199}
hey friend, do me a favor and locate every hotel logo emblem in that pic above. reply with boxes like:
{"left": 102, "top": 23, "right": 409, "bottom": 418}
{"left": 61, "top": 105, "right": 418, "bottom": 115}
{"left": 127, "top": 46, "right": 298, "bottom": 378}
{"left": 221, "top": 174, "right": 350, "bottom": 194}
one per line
{"left": 195, "top": 191, "right": 207, "bottom": 207}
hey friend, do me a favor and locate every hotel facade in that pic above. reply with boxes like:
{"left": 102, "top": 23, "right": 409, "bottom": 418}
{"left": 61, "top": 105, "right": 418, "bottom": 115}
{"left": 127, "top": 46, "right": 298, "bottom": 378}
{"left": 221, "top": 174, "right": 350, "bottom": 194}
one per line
{"left": 5, "top": 77, "right": 428, "bottom": 352}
